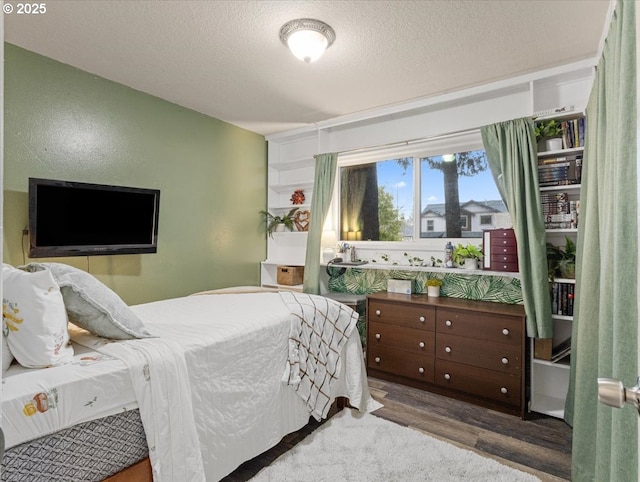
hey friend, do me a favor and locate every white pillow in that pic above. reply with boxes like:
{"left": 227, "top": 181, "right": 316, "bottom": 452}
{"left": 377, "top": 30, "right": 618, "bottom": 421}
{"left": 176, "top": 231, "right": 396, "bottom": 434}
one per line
{"left": 2, "top": 264, "right": 15, "bottom": 374}
{"left": 2, "top": 265, "right": 74, "bottom": 368}
{"left": 22, "top": 263, "right": 153, "bottom": 340}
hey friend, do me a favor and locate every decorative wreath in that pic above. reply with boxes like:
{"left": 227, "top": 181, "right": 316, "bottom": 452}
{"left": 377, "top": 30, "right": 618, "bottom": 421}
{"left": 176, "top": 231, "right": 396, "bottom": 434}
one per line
{"left": 290, "top": 189, "right": 305, "bottom": 205}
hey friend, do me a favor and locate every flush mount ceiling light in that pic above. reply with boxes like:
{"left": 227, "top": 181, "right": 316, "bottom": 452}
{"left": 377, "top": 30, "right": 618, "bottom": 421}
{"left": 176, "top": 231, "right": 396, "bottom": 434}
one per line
{"left": 279, "top": 18, "right": 336, "bottom": 63}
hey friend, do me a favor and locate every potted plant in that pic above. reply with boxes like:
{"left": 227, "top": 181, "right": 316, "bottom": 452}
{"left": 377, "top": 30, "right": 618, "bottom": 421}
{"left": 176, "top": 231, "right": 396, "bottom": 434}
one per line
{"left": 535, "top": 119, "right": 564, "bottom": 151}
{"left": 425, "top": 278, "right": 443, "bottom": 297}
{"left": 547, "top": 236, "right": 576, "bottom": 280}
{"left": 259, "top": 207, "right": 299, "bottom": 237}
{"left": 453, "top": 243, "right": 483, "bottom": 270}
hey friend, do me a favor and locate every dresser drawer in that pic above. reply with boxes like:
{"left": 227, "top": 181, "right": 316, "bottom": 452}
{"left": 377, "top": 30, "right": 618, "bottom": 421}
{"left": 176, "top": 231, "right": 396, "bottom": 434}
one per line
{"left": 368, "top": 345, "right": 434, "bottom": 382}
{"left": 489, "top": 260, "right": 519, "bottom": 272}
{"left": 368, "top": 321, "right": 435, "bottom": 355}
{"left": 435, "top": 333, "right": 521, "bottom": 373}
{"left": 434, "top": 360, "right": 521, "bottom": 407}
{"left": 368, "top": 300, "right": 435, "bottom": 331}
{"left": 489, "top": 245, "right": 518, "bottom": 255}
{"left": 436, "top": 309, "right": 523, "bottom": 345}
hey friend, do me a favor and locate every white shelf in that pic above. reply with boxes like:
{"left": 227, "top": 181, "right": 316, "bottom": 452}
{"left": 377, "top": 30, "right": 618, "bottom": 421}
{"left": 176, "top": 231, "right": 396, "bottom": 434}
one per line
{"left": 552, "top": 314, "right": 574, "bottom": 321}
{"left": 552, "top": 278, "right": 575, "bottom": 284}
{"left": 530, "top": 393, "right": 566, "bottom": 418}
{"left": 268, "top": 204, "right": 310, "bottom": 211}
{"left": 545, "top": 228, "right": 578, "bottom": 234}
{"left": 261, "top": 283, "right": 303, "bottom": 292}
{"left": 270, "top": 157, "right": 315, "bottom": 171}
{"left": 538, "top": 146, "right": 584, "bottom": 157}
{"left": 540, "top": 184, "right": 581, "bottom": 192}
{"left": 533, "top": 358, "right": 571, "bottom": 369}
{"left": 268, "top": 181, "right": 314, "bottom": 192}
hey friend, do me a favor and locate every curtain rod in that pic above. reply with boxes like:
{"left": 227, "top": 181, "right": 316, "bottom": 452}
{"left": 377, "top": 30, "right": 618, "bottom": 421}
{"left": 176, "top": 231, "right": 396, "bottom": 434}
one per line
{"left": 336, "top": 127, "right": 481, "bottom": 157}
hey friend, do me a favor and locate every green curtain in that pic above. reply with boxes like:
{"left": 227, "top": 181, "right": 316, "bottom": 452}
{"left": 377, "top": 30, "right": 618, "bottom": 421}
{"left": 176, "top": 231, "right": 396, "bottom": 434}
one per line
{"left": 481, "top": 118, "right": 553, "bottom": 338}
{"left": 303, "top": 152, "right": 338, "bottom": 294}
{"left": 564, "top": 1, "right": 638, "bottom": 480}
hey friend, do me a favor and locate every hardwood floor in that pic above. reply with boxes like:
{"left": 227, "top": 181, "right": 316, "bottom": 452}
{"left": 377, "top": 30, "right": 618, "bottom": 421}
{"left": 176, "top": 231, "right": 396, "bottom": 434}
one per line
{"left": 223, "top": 377, "right": 572, "bottom": 481}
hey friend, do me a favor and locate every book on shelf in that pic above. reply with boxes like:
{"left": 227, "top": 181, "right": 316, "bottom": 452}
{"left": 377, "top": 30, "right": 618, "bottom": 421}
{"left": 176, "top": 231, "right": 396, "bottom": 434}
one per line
{"left": 560, "top": 117, "right": 586, "bottom": 149}
{"left": 550, "top": 281, "right": 575, "bottom": 315}
{"left": 537, "top": 155, "right": 582, "bottom": 186}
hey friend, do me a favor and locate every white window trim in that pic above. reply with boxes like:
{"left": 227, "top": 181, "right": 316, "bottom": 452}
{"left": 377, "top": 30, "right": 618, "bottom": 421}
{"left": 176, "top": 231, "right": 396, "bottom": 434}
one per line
{"left": 328, "top": 129, "right": 491, "bottom": 251}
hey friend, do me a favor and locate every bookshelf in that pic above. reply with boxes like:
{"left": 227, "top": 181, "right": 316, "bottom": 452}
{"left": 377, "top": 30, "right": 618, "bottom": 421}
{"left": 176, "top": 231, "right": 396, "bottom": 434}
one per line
{"left": 530, "top": 113, "right": 585, "bottom": 419}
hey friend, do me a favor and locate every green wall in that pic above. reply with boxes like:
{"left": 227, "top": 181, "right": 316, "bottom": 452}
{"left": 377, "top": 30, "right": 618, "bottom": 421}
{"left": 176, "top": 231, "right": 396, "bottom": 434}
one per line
{"left": 3, "top": 44, "right": 267, "bottom": 305}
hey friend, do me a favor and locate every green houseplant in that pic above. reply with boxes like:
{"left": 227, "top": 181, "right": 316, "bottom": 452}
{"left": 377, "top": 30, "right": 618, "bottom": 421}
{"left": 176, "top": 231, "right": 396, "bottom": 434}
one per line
{"left": 259, "top": 207, "right": 299, "bottom": 237}
{"left": 452, "top": 243, "right": 483, "bottom": 270}
{"left": 547, "top": 237, "right": 576, "bottom": 280}
{"left": 425, "top": 278, "right": 443, "bottom": 297}
{"left": 535, "top": 119, "right": 564, "bottom": 151}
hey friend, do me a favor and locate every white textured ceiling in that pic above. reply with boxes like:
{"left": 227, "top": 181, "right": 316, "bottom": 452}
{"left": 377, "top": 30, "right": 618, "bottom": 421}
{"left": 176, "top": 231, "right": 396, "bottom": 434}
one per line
{"left": 5, "top": 0, "right": 611, "bottom": 136}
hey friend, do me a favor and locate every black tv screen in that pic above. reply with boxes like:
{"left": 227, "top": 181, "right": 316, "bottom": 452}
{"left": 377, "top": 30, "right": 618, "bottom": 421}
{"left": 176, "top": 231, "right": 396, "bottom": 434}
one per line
{"left": 29, "top": 178, "right": 160, "bottom": 257}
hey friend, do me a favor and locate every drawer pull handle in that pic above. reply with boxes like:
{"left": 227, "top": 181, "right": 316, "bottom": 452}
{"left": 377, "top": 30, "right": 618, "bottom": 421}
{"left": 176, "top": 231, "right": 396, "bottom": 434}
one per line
{"left": 418, "top": 367, "right": 425, "bottom": 374}
{"left": 445, "top": 346, "right": 452, "bottom": 353}
{"left": 501, "top": 357, "right": 509, "bottom": 365}
{"left": 375, "top": 333, "right": 381, "bottom": 340}
{"left": 445, "top": 320, "right": 452, "bottom": 327}
{"left": 375, "top": 309, "right": 381, "bottom": 316}
{"left": 419, "top": 316, "right": 426, "bottom": 323}
{"left": 501, "top": 387, "right": 508, "bottom": 394}
{"left": 502, "top": 328, "right": 510, "bottom": 336}
{"left": 374, "top": 357, "right": 381, "bottom": 364}
{"left": 444, "top": 373, "right": 451, "bottom": 380}
{"left": 418, "top": 341, "right": 425, "bottom": 348}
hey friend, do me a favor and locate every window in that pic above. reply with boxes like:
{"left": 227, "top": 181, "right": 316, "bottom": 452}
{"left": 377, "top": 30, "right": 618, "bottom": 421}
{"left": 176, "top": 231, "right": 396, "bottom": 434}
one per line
{"left": 340, "top": 158, "right": 414, "bottom": 241}
{"left": 480, "top": 214, "right": 493, "bottom": 225}
{"left": 337, "top": 131, "right": 511, "bottom": 242}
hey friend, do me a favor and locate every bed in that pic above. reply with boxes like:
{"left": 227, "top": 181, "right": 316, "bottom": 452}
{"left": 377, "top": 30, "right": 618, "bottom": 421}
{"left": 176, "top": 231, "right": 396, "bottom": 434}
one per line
{"left": 1, "top": 263, "right": 377, "bottom": 481}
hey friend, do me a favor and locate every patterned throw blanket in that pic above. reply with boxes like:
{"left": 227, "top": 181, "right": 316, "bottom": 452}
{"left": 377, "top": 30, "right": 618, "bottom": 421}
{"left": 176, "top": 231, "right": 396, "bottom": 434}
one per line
{"left": 279, "top": 291, "right": 358, "bottom": 420}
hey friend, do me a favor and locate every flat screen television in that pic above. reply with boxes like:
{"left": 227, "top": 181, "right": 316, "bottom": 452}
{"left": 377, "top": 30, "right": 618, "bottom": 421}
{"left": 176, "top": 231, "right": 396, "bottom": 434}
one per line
{"left": 28, "top": 178, "right": 160, "bottom": 257}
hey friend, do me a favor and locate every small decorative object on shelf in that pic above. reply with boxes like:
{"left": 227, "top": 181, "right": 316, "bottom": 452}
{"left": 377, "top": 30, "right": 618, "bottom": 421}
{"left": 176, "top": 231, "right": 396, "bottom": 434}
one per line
{"left": 425, "top": 278, "right": 443, "bottom": 297}
{"left": 535, "top": 119, "right": 564, "bottom": 151}
{"left": 293, "top": 210, "right": 310, "bottom": 231}
{"left": 546, "top": 236, "right": 576, "bottom": 280}
{"left": 452, "top": 243, "right": 483, "bottom": 270}
{"left": 444, "top": 241, "right": 454, "bottom": 268}
{"left": 259, "top": 207, "right": 299, "bottom": 237}
{"left": 290, "top": 189, "right": 306, "bottom": 205}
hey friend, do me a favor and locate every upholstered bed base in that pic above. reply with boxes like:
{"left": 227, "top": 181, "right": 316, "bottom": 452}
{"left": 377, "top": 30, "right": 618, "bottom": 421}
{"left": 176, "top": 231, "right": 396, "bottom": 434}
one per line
{"left": 1, "top": 410, "right": 148, "bottom": 481}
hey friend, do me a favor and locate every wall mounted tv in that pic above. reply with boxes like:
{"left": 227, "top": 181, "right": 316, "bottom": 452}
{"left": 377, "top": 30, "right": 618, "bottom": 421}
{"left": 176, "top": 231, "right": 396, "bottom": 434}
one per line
{"left": 28, "top": 178, "right": 160, "bottom": 257}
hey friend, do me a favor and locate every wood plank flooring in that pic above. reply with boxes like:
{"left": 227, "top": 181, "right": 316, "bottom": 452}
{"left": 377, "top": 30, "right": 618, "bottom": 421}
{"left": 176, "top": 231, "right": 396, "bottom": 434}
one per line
{"left": 223, "top": 377, "right": 572, "bottom": 481}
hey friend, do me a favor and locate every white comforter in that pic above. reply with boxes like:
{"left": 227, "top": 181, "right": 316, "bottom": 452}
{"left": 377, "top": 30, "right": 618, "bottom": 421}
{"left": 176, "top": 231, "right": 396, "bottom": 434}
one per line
{"left": 73, "top": 291, "right": 376, "bottom": 481}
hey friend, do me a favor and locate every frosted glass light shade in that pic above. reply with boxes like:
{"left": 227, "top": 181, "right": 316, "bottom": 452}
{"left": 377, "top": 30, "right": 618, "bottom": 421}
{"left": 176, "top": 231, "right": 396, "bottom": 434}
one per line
{"left": 287, "top": 29, "right": 329, "bottom": 63}
{"left": 280, "top": 18, "right": 336, "bottom": 63}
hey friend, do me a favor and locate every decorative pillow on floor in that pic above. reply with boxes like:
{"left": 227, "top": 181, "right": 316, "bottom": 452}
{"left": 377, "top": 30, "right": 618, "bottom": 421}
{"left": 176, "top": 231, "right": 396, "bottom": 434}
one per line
{"left": 21, "top": 262, "right": 153, "bottom": 340}
{"left": 2, "top": 264, "right": 74, "bottom": 368}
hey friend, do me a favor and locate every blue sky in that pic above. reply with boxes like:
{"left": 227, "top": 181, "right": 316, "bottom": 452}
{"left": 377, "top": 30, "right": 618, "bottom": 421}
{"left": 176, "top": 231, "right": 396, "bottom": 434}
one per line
{"left": 377, "top": 156, "right": 501, "bottom": 218}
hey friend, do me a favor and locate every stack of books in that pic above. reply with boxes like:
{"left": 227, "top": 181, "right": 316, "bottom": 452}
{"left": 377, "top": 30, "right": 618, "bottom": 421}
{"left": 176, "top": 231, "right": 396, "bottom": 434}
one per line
{"left": 537, "top": 155, "right": 582, "bottom": 187}
{"left": 561, "top": 117, "right": 586, "bottom": 149}
{"left": 551, "top": 281, "right": 575, "bottom": 316}
{"left": 541, "top": 192, "right": 579, "bottom": 229}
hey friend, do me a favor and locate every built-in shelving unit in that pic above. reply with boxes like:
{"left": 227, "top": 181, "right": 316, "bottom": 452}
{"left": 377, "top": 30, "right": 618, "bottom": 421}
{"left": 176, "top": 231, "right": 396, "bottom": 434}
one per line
{"left": 530, "top": 112, "right": 585, "bottom": 419}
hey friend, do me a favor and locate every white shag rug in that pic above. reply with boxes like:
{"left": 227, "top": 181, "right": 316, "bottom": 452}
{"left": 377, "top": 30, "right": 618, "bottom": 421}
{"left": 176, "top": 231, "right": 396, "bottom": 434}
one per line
{"left": 251, "top": 408, "right": 540, "bottom": 482}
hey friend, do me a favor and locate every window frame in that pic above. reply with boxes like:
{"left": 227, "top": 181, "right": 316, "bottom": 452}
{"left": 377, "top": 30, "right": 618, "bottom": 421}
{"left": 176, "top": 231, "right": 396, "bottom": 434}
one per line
{"left": 330, "top": 129, "right": 502, "bottom": 251}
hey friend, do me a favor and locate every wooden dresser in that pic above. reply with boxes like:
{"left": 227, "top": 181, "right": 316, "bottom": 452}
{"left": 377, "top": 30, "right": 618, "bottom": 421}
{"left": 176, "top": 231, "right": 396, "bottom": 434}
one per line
{"left": 366, "top": 292, "right": 528, "bottom": 418}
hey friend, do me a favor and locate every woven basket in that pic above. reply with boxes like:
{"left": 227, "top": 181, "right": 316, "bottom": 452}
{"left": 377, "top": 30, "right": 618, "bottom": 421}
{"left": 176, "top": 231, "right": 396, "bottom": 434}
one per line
{"left": 277, "top": 265, "right": 304, "bottom": 286}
